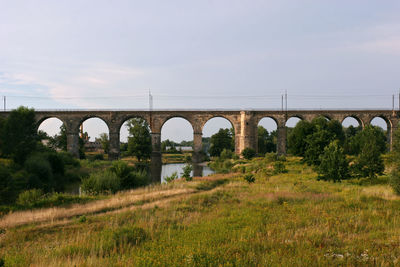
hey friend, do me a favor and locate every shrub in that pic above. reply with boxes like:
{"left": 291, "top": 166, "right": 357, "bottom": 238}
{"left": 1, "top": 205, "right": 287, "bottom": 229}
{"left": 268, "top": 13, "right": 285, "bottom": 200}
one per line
{"left": 113, "top": 226, "right": 148, "bottom": 247}
{"left": 265, "top": 153, "right": 278, "bottom": 162}
{"left": 181, "top": 164, "right": 193, "bottom": 181}
{"left": 220, "top": 149, "right": 234, "bottom": 160}
{"left": 164, "top": 171, "right": 178, "bottom": 183}
{"left": 16, "top": 189, "right": 44, "bottom": 207}
{"left": 81, "top": 171, "right": 121, "bottom": 195}
{"left": 0, "top": 165, "right": 14, "bottom": 204}
{"left": 352, "top": 138, "right": 384, "bottom": 179}
{"left": 244, "top": 173, "right": 255, "bottom": 183}
{"left": 241, "top": 148, "right": 256, "bottom": 160}
{"left": 317, "top": 141, "right": 349, "bottom": 182}
{"left": 24, "top": 154, "right": 54, "bottom": 192}
{"left": 273, "top": 161, "right": 287, "bottom": 174}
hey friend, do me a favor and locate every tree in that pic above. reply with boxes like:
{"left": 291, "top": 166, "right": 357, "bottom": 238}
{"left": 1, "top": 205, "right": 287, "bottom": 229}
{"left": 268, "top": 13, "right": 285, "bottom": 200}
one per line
{"left": 353, "top": 138, "right": 384, "bottom": 179}
{"left": 317, "top": 141, "right": 349, "bottom": 182}
{"left": 346, "top": 125, "right": 386, "bottom": 156}
{"left": 258, "top": 126, "right": 276, "bottom": 154}
{"left": 287, "top": 120, "right": 314, "bottom": 156}
{"left": 127, "top": 118, "right": 152, "bottom": 161}
{"left": 390, "top": 128, "right": 400, "bottom": 194}
{"left": 48, "top": 124, "right": 68, "bottom": 151}
{"left": 0, "top": 107, "right": 38, "bottom": 164}
{"left": 209, "top": 128, "right": 234, "bottom": 157}
{"left": 99, "top": 133, "right": 109, "bottom": 154}
{"left": 287, "top": 116, "right": 345, "bottom": 166}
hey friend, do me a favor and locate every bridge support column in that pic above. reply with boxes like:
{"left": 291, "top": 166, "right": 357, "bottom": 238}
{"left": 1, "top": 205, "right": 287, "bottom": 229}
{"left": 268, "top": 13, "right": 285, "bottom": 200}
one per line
{"left": 238, "top": 111, "right": 257, "bottom": 155}
{"left": 108, "top": 131, "right": 120, "bottom": 160}
{"left": 67, "top": 131, "right": 80, "bottom": 158}
{"left": 277, "top": 125, "right": 287, "bottom": 155}
{"left": 192, "top": 132, "right": 203, "bottom": 163}
{"left": 150, "top": 132, "right": 162, "bottom": 183}
{"left": 389, "top": 118, "right": 398, "bottom": 151}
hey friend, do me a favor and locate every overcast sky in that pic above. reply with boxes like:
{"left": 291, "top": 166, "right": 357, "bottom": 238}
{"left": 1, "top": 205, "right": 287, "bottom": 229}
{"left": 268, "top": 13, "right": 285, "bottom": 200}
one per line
{"left": 1, "top": 1, "right": 400, "bottom": 141}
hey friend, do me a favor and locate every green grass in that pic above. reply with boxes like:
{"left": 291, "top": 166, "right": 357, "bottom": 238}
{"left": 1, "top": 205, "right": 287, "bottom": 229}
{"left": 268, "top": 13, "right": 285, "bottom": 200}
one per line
{"left": 1, "top": 157, "right": 400, "bottom": 266}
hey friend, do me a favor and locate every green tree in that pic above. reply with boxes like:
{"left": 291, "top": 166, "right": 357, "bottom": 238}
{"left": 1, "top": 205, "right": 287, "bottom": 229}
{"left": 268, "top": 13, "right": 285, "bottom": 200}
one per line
{"left": 127, "top": 118, "right": 152, "bottom": 161}
{"left": 346, "top": 125, "right": 386, "bottom": 155}
{"left": 389, "top": 128, "right": 400, "bottom": 194}
{"left": 99, "top": 133, "right": 109, "bottom": 154}
{"left": 209, "top": 128, "right": 234, "bottom": 157}
{"left": 287, "top": 117, "right": 345, "bottom": 166}
{"left": 1, "top": 106, "right": 38, "bottom": 164}
{"left": 353, "top": 138, "right": 384, "bottom": 179}
{"left": 258, "top": 126, "right": 276, "bottom": 154}
{"left": 317, "top": 141, "right": 349, "bottom": 182}
{"left": 48, "top": 124, "right": 68, "bottom": 151}
{"left": 287, "top": 120, "right": 314, "bottom": 156}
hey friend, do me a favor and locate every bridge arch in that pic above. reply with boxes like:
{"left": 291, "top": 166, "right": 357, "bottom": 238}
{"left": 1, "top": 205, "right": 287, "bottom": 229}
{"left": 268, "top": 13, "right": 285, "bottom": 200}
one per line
{"left": 202, "top": 116, "right": 236, "bottom": 156}
{"left": 257, "top": 117, "right": 278, "bottom": 154}
{"left": 369, "top": 115, "right": 391, "bottom": 131}
{"left": 285, "top": 116, "right": 303, "bottom": 127}
{"left": 341, "top": 116, "right": 364, "bottom": 128}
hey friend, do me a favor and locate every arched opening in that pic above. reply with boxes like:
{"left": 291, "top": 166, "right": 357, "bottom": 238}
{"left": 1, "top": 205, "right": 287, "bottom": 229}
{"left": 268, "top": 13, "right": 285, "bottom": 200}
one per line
{"left": 285, "top": 116, "right": 302, "bottom": 128}
{"left": 161, "top": 117, "right": 194, "bottom": 159}
{"left": 80, "top": 117, "right": 109, "bottom": 157}
{"left": 342, "top": 116, "right": 361, "bottom": 128}
{"left": 370, "top": 117, "right": 388, "bottom": 131}
{"left": 370, "top": 116, "right": 390, "bottom": 151}
{"left": 342, "top": 117, "right": 362, "bottom": 146}
{"left": 202, "top": 117, "right": 235, "bottom": 157}
{"left": 119, "top": 116, "right": 151, "bottom": 160}
{"left": 257, "top": 117, "right": 278, "bottom": 155}
{"left": 160, "top": 117, "right": 196, "bottom": 181}
{"left": 37, "top": 117, "right": 65, "bottom": 151}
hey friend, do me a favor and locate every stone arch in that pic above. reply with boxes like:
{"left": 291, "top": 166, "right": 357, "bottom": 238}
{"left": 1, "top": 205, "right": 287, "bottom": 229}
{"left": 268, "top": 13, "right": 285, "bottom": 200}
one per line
{"left": 202, "top": 116, "right": 236, "bottom": 156}
{"left": 79, "top": 116, "right": 110, "bottom": 142}
{"left": 37, "top": 117, "right": 65, "bottom": 149}
{"left": 36, "top": 115, "right": 67, "bottom": 131}
{"left": 369, "top": 115, "right": 391, "bottom": 131}
{"left": 257, "top": 116, "right": 278, "bottom": 154}
{"left": 202, "top": 116, "right": 236, "bottom": 136}
{"left": 285, "top": 116, "right": 303, "bottom": 127}
{"left": 118, "top": 115, "right": 151, "bottom": 143}
{"left": 78, "top": 115, "right": 111, "bottom": 134}
{"left": 160, "top": 115, "right": 195, "bottom": 134}
{"left": 341, "top": 116, "right": 364, "bottom": 128}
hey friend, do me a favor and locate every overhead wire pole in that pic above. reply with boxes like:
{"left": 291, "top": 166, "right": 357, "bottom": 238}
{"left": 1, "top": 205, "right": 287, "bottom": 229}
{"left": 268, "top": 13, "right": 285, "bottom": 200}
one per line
{"left": 285, "top": 90, "right": 288, "bottom": 112}
{"left": 3, "top": 96, "right": 5, "bottom": 111}
{"left": 149, "top": 89, "right": 153, "bottom": 111}
{"left": 281, "top": 94, "right": 284, "bottom": 112}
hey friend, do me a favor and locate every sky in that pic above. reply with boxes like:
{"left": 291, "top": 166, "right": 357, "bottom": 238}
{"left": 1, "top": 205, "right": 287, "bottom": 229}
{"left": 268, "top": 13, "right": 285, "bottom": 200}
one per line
{"left": 1, "top": 1, "right": 400, "bottom": 142}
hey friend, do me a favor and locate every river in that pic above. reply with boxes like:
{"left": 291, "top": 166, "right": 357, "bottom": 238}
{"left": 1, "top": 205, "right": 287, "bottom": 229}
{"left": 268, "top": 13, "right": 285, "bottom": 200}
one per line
{"left": 161, "top": 163, "right": 215, "bottom": 183}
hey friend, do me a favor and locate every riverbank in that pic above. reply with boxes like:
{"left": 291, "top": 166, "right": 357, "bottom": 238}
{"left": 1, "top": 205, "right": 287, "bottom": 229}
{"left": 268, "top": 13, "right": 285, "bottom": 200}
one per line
{"left": 1, "top": 157, "right": 399, "bottom": 266}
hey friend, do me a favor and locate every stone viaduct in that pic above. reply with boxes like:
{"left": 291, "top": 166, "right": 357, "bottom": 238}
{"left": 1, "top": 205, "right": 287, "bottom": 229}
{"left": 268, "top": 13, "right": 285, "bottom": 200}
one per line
{"left": 1, "top": 109, "right": 397, "bottom": 162}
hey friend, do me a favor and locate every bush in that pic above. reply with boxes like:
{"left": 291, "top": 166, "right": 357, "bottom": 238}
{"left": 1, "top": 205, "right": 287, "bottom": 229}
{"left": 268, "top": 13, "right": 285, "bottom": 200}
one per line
{"left": 81, "top": 171, "right": 121, "bottom": 195}
{"left": 110, "top": 161, "right": 148, "bottom": 189}
{"left": 181, "top": 164, "right": 193, "bottom": 181}
{"left": 220, "top": 149, "right": 234, "bottom": 160}
{"left": 352, "top": 138, "right": 384, "bottom": 179}
{"left": 265, "top": 153, "right": 278, "bottom": 162}
{"left": 24, "top": 154, "right": 54, "bottom": 192}
{"left": 273, "top": 162, "right": 287, "bottom": 174}
{"left": 244, "top": 173, "right": 255, "bottom": 183}
{"left": 16, "top": 189, "right": 44, "bottom": 207}
{"left": 113, "top": 226, "right": 148, "bottom": 247}
{"left": 317, "top": 141, "right": 349, "bottom": 182}
{"left": 241, "top": 148, "right": 256, "bottom": 160}
{"left": 164, "top": 171, "right": 178, "bottom": 183}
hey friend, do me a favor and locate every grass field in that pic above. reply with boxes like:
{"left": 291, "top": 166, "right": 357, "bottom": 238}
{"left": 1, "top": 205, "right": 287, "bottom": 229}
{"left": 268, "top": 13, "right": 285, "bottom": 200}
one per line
{"left": 1, "top": 157, "right": 400, "bottom": 266}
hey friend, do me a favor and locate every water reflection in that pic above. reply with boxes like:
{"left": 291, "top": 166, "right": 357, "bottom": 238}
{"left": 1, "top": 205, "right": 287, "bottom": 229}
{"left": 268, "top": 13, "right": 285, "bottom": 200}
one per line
{"left": 159, "top": 163, "right": 215, "bottom": 183}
